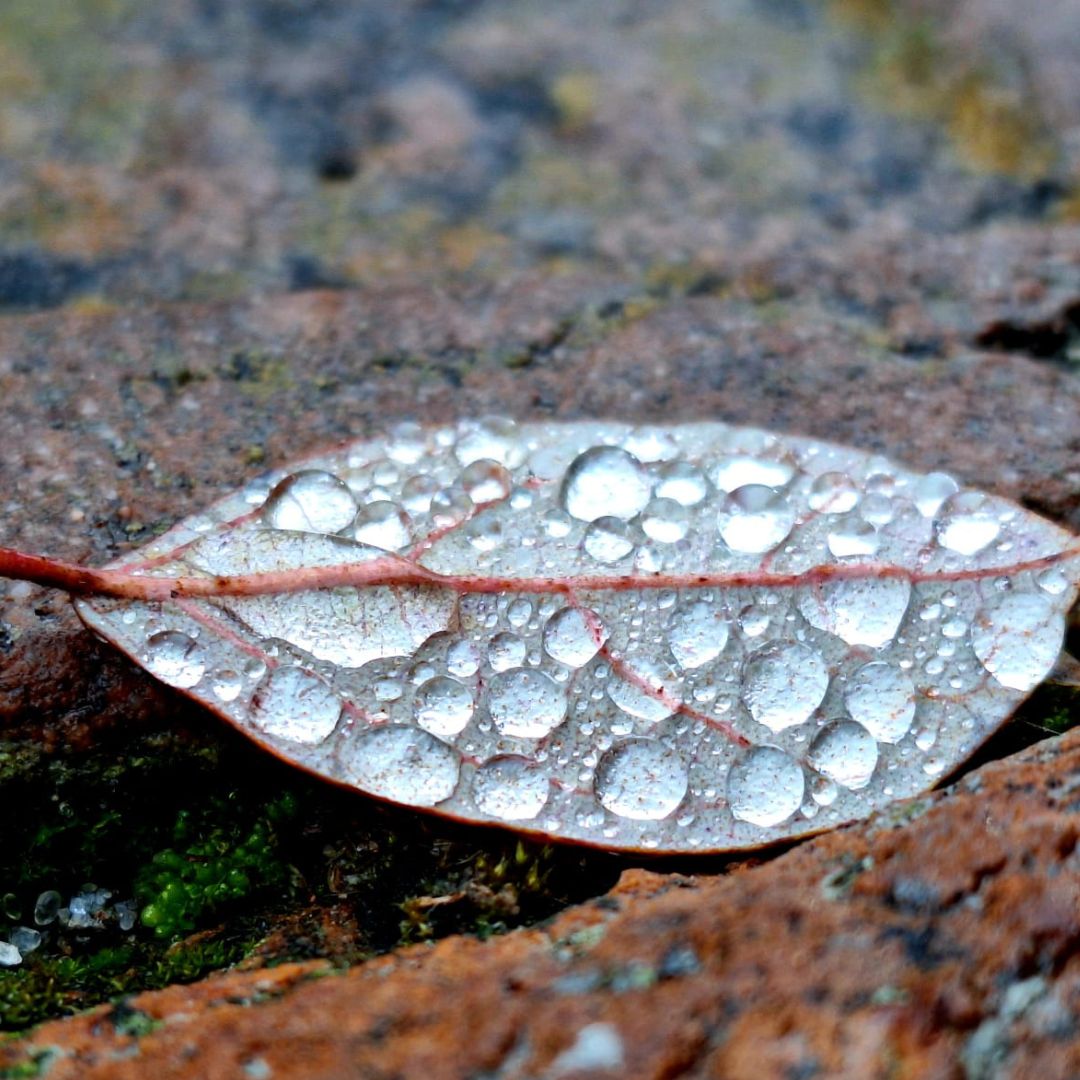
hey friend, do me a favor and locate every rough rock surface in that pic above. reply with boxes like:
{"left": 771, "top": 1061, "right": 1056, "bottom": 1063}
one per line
{"left": 4, "top": 726, "right": 1080, "bottom": 1078}
{"left": 1, "top": 0, "right": 1079, "bottom": 1073}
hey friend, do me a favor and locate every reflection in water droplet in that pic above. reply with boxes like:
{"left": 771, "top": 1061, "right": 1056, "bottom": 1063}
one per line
{"left": 583, "top": 517, "right": 636, "bottom": 563}
{"left": 971, "top": 592, "right": 1064, "bottom": 691}
{"left": 210, "top": 669, "right": 243, "bottom": 702}
{"left": 473, "top": 756, "right": 549, "bottom": 820}
{"left": 488, "top": 668, "right": 567, "bottom": 737}
{"left": 144, "top": 630, "right": 205, "bottom": 689}
{"left": 488, "top": 632, "right": 527, "bottom": 672}
{"left": 561, "top": 446, "right": 651, "bottom": 522}
{"left": 595, "top": 738, "right": 688, "bottom": 820}
{"left": 727, "top": 746, "right": 804, "bottom": 826}
{"left": 607, "top": 657, "right": 682, "bottom": 722}
{"left": 742, "top": 641, "right": 828, "bottom": 731}
{"left": 251, "top": 666, "right": 341, "bottom": 744}
{"left": 345, "top": 725, "right": 460, "bottom": 806}
{"left": 460, "top": 459, "right": 512, "bottom": 503}
{"left": 935, "top": 492, "right": 1001, "bottom": 554}
{"left": 351, "top": 501, "right": 412, "bottom": 550}
{"left": 808, "top": 720, "right": 878, "bottom": 789}
{"left": 641, "top": 498, "right": 690, "bottom": 543}
{"left": 262, "top": 471, "right": 357, "bottom": 534}
{"left": 668, "top": 601, "right": 729, "bottom": 670}
{"left": 717, "top": 485, "right": 795, "bottom": 554}
{"left": 844, "top": 662, "right": 915, "bottom": 743}
{"left": 808, "top": 472, "right": 859, "bottom": 513}
{"left": 654, "top": 461, "right": 709, "bottom": 506}
{"left": 414, "top": 676, "right": 474, "bottom": 738}
{"left": 797, "top": 578, "right": 911, "bottom": 648}
{"left": 543, "top": 606, "right": 605, "bottom": 667}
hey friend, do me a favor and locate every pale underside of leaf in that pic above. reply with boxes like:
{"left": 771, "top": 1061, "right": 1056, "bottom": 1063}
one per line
{"left": 75, "top": 420, "right": 1080, "bottom": 854}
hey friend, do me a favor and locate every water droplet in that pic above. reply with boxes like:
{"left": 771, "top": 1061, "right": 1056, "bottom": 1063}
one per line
{"left": 654, "top": 461, "right": 709, "bottom": 506}
{"left": 430, "top": 488, "right": 472, "bottom": 528}
{"left": 543, "top": 606, "right": 606, "bottom": 667}
{"left": 583, "top": 517, "right": 636, "bottom": 563}
{"left": 798, "top": 578, "right": 911, "bottom": 648}
{"left": 1037, "top": 566, "right": 1069, "bottom": 596}
{"left": 33, "top": 890, "right": 62, "bottom": 926}
{"left": 352, "top": 501, "right": 412, "bottom": 550}
{"left": 251, "top": 666, "right": 341, "bottom": 744}
{"left": 595, "top": 738, "right": 688, "bottom": 820}
{"left": 544, "top": 509, "right": 573, "bottom": 537}
{"left": 607, "top": 657, "right": 682, "bottom": 722}
{"left": 810, "top": 774, "right": 838, "bottom": 806}
{"left": 473, "top": 756, "right": 549, "bottom": 820}
{"left": 827, "top": 516, "right": 879, "bottom": 558}
{"left": 507, "top": 598, "right": 533, "bottom": 628}
{"left": 464, "top": 515, "right": 504, "bottom": 551}
{"left": 561, "top": 446, "right": 651, "bottom": 522}
{"left": 9, "top": 927, "right": 41, "bottom": 955}
{"left": 844, "top": 662, "right": 916, "bottom": 743}
{"left": 460, "top": 459, "right": 513, "bottom": 503}
{"left": 401, "top": 474, "right": 440, "bottom": 514}
{"left": 446, "top": 639, "right": 482, "bottom": 677}
{"left": 808, "top": 721, "right": 878, "bottom": 789}
{"left": 971, "top": 592, "right": 1064, "bottom": 691}
{"left": 262, "top": 470, "right": 357, "bottom": 534}
{"left": 488, "top": 668, "right": 567, "bottom": 737}
{"left": 935, "top": 492, "right": 1001, "bottom": 555}
{"left": 345, "top": 725, "right": 460, "bottom": 806}
{"left": 742, "top": 641, "right": 828, "bottom": 731}
{"left": 739, "top": 603, "right": 771, "bottom": 637}
{"left": 711, "top": 455, "right": 794, "bottom": 492}
{"left": 668, "top": 602, "right": 729, "bottom": 670}
{"left": 388, "top": 422, "right": 427, "bottom": 464}
{"left": 717, "top": 486, "right": 794, "bottom": 554}
{"left": 727, "top": 746, "right": 805, "bottom": 826}
{"left": 488, "top": 632, "right": 527, "bottom": 672}
{"left": 641, "top": 498, "right": 689, "bottom": 543}
{"left": 860, "top": 494, "right": 894, "bottom": 527}
{"left": 210, "top": 669, "right": 243, "bottom": 703}
{"left": 455, "top": 417, "right": 525, "bottom": 468}
{"left": 808, "top": 472, "right": 859, "bottom": 513}
{"left": 913, "top": 472, "right": 959, "bottom": 517}
{"left": 0, "top": 943, "right": 20, "bottom": 967}
{"left": 414, "top": 676, "right": 474, "bottom": 738}
{"left": 144, "top": 630, "right": 205, "bottom": 689}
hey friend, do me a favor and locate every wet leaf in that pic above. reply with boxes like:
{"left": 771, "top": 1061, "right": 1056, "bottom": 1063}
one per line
{"left": 38, "top": 421, "right": 1080, "bottom": 851}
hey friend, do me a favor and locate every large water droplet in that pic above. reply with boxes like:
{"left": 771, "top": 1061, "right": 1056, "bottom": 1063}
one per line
{"left": 488, "top": 668, "right": 567, "bottom": 737}
{"left": 808, "top": 472, "right": 859, "bottom": 513}
{"left": 808, "top": 720, "right": 878, "bottom": 789}
{"left": 144, "top": 630, "right": 205, "bottom": 688}
{"left": 460, "top": 459, "right": 512, "bottom": 504}
{"left": 414, "top": 676, "right": 474, "bottom": 738}
{"left": 595, "top": 738, "right": 688, "bottom": 820}
{"left": 561, "top": 447, "right": 651, "bottom": 522}
{"left": 717, "top": 486, "right": 795, "bottom": 554}
{"left": 345, "top": 725, "right": 460, "bottom": 806}
{"left": 668, "top": 601, "right": 729, "bottom": 670}
{"left": 582, "top": 517, "right": 636, "bottom": 563}
{"left": 844, "top": 662, "right": 915, "bottom": 742}
{"left": 472, "top": 756, "right": 549, "bottom": 821}
{"left": 262, "top": 471, "right": 357, "bottom": 534}
{"left": 251, "top": 665, "right": 341, "bottom": 744}
{"left": 727, "top": 746, "right": 805, "bottom": 827}
{"left": 798, "top": 578, "right": 911, "bottom": 648}
{"left": 971, "top": 592, "right": 1064, "bottom": 691}
{"left": 607, "top": 657, "right": 682, "bottom": 722}
{"left": 488, "top": 631, "right": 527, "bottom": 672}
{"left": 351, "top": 501, "right": 412, "bottom": 551}
{"left": 935, "top": 492, "right": 1001, "bottom": 555}
{"left": 742, "top": 641, "right": 828, "bottom": 731}
{"left": 543, "top": 606, "right": 606, "bottom": 667}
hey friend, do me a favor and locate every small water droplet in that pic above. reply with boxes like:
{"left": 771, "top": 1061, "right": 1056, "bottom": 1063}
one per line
{"left": 473, "top": 756, "right": 550, "bottom": 820}
{"left": 641, "top": 497, "right": 689, "bottom": 543}
{"left": 0, "top": 943, "right": 20, "bottom": 967}
{"left": 1037, "top": 566, "right": 1069, "bottom": 596}
{"left": 488, "top": 668, "right": 568, "bottom": 737}
{"left": 913, "top": 472, "right": 959, "bottom": 517}
{"left": 464, "top": 515, "right": 504, "bottom": 551}
{"left": 401, "top": 474, "right": 440, "bottom": 514}
{"left": 561, "top": 446, "right": 651, "bottom": 522}
{"left": 827, "top": 516, "right": 879, "bottom": 558}
{"left": 344, "top": 726, "right": 460, "bottom": 806}
{"left": 654, "top": 461, "right": 709, "bottom": 506}
{"left": 742, "top": 641, "right": 828, "bottom": 731}
{"left": 583, "top": 517, "right": 636, "bottom": 563}
{"left": 935, "top": 492, "right": 1001, "bottom": 554}
{"left": 351, "top": 501, "right": 412, "bottom": 550}
{"left": 414, "top": 676, "right": 474, "bottom": 738}
{"left": 739, "top": 603, "right": 771, "bottom": 637}
{"left": 543, "top": 606, "right": 606, "bottom": 667}
{"left": 595, "top": 738, "right": 688, "bottom": 820}
{"left": 971, "top": 592, "right": 1064, "bottom": 691}
{"left": 808, "top": 720, "right": 878, "bottom": 789}
{"left": 251, "top": 666, "right": 341, "bottom": 744}
{"left": 33, "top": 890, "right": 62, "bottom": 926}
{"left": 711, "top": 455, "right": 794, "bottom": 492}
{"left": 388, "top": 422, "right": 427, "bottom": 464}
{"left": 544, "top": 508, "right": 573, "bottom": 537}
{"left": 727, "top": 746, "right": 805, "bottom": 827}
{"left": 455, "top": 417, "right": 525, "bottom": 468}
{"left": 717, "top": 485, "right": 794, "bottom": 553}
{"left": 9, "top": 927, "right": 41, "bottom": 955}
{"left": 808, "top": 472, "right": 859, "bottom": 513}
{"left": 798, "top": 578, "right": 911, "bottom": 648}
{"left": 430, "top": 488, "right": 472, "bottom": 528}
{"left": 810, "top": 774, "right": 838, "bottom": 806}
{"left": 144, "top": 630, "right": 205, "bottom": 689}
{"left": 461, "top": 459, "right": 513, "bottom": 504}
{"left": 210, "top": 669, "right": 243, "bottom": 703}
{"left": 668, "top": 601, "right": 729, "bottom": 670}
{"left": 488, "top": 632, "right": 527, "bottom": 672}
{"left": 844, "top": 662, "right": 916, "bottom": 743}
{"left": 447, "top": 639, "right": 482, "bottom": 677}
{"left": 262, "top": 470, "right": 357, "bottom": 534}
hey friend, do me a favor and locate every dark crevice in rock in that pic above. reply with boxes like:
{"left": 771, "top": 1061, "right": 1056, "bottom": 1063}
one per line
{"left": 975, "top": 299, "right": 1080, "bottom": 365}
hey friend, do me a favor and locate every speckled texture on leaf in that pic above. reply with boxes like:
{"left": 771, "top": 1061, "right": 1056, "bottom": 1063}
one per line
{"left": 76, "top": 419, "right": 1080, "bottom": 853}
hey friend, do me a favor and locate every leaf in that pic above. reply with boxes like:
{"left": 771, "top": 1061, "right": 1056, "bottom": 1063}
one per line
{"left": 10, "top": 419, "right": 1080, "bottom": 853}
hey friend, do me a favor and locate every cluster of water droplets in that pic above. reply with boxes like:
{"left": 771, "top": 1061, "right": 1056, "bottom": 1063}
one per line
{"left": 76, "top": 418, "right": 1077, "bottom": 852}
